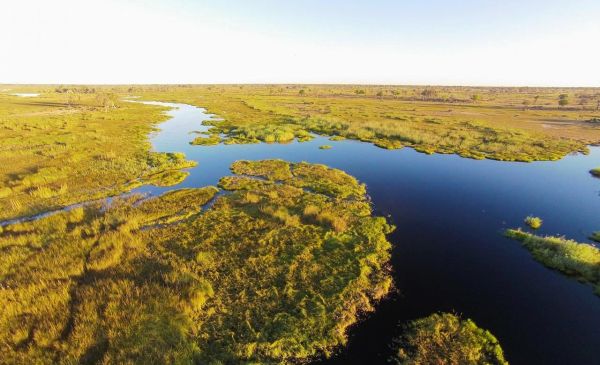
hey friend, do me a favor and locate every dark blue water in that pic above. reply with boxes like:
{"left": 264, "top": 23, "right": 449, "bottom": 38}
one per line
{"left": 138, "top": 102, "right": 600, "bottom": 365}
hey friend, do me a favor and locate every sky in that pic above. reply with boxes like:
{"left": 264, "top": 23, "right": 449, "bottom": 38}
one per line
{"left": 1, "top": 0, "right": 599, "bottom": 86}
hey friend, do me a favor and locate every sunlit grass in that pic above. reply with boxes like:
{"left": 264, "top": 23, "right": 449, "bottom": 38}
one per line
{"left": 505, "top": 228, "right": 600, "bottom": 295}
{"left": 0, "top": 160, "right": 394, "bottom": 364}
{"left": 130, "top": 84, "right": 599, "bottom": 162}
{"left": 524, "top": 216, "right": 543, "bottom": 229}
{"left": 0, "top": 92, "right": 195, "bottom": 220}
{"left": 390, "top": 312, "right": 507, "bottom": 365}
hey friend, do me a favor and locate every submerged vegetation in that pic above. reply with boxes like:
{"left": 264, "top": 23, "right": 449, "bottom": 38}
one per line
{"left": 0, "top": 160, "right": 393, "bottom": 364}
{"left": 505, "top": 229, "right": 600, "bottom": 295}
{"left": 390, "top": 313, "right": 508, "bottom": 365}
{"left": 524, "top": 216, "right": 543, "bottom": 229}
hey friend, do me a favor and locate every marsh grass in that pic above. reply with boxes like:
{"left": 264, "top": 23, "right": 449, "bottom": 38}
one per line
{"left": 390, "top": 313, "right": 508, "bottom": 365}
{"left": 319, "top": 144, "right": 333, "bottom": 150}
{"left": 131, "top": 85, "right": 599, "bottom": 162}
{"left": 0, "top": 160, "right": 393, "bottom": 364}
{"left": 505, "top": 228, "right": 600, "bottom": 295}
{"left": 524, "top": 216, "right": 543, "bottom": 229}
{"left": 0, "top": 92, "right": 195, "bottom": 221}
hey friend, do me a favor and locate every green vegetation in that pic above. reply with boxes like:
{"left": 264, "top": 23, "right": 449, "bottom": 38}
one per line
{"left": 0, "top": 91, "right": 195, "bottom": 221}
{"left": 390, "top": 313, "right": 508, "bottom": 365}
{"left": 129, "top": 84, "right": 600, "bottom": 162}
{"left": 524, "top": 216, "right": 543, "bottom": 229}
{"left": 590, "top": 167, "right": 600, "bottom": 177}
{"left": 591, "top": 232, "right": 600, "bottom": 243}
{"left": 319, "top": 145, "right": 332, "bottom": 150}
{"left": 505, "top": 229, "right": 600, "bottom": 295}
{"left": 0, "top": 160, "right": 393, "bottom": 364}
{"left": 190, "top": 133, "right": 221, "bottom": 146}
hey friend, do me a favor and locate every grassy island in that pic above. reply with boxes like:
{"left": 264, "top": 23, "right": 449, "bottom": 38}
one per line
{"left": 505, "top": 229, "right": 600, "bottom": 295}
{"left": 0, "top": 160, "right": 394, "bottom": 364}
{"left": 524, "top": 216, "right": 543, "bottom": 229}
{"left": 390, "top": 313, "right": 508, "bottom": 365}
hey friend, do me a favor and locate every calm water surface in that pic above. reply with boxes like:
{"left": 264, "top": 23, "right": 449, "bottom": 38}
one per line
{"left": 137, "top": 102, "right": 600, "bottom": 365}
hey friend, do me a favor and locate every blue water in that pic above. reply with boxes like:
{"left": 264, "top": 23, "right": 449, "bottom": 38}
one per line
{"left": 138, "top": 102, "right": 600, "bottom": 365}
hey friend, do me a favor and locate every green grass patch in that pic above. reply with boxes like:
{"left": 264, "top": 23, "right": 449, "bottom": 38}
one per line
{"left": 0, "top": 92, "right": 195, "bottom": 221}
{"left": 319, "top": 144, "right": 332, "bottom": 150}
{"left": 390, "top": 312, "right": 507, "bottom": 365}
{"left": 0, "top": 160, "right": 393, "bottom": 364}
{"left": 524, "top": 216, "right": 543, "bottom": 229}
{"left": 190, "top": 134, "right": 220, "bottom": 145}
{"left": 505, "top": 228, "right": 600, "bottom": 295}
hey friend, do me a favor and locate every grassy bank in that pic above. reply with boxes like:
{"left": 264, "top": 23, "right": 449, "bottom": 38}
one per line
{"left": 0, "top": 91, "right": 196, "bottom": 221}
{"left": 0, "top": 160, "right": 393, "bottom": 364}
{"left": 505, "top": 229, "right": 600, "bottom": 295}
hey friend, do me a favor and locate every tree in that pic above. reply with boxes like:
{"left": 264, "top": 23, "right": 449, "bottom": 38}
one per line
{"left": 471, "top": 94, "right": 481, "bottom": 103}
{"left": 376, "top": 90, "right": 384, "bottom": 98}
{"left": 96, "top": 92, "right": 118, "bottom": 111}
{"left": 558, "top": 94, "right": 569, "bottom": 107}
{"left": 66, "top": 89, "right": 80, "bottom": 108}
{"left": 421, "top": 88, "right": 437, "bottom": 100}
{"left": 522, "top": 99, "right": 531, "bottom": 110}
{"left": 533, "top": 95, "right": 540, "bottom": 105}
{"left": 298, "top": 89, "right": 305, "bottom": 96}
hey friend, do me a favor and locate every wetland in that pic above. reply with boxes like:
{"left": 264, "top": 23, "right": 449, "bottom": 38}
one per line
{"left": 1, "top": 86, "right": 600, "bottom": 364}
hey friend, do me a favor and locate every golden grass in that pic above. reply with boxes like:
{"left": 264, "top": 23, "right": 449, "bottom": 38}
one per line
{"left": 0, "top": 91, "right": 195, "bottom": 220}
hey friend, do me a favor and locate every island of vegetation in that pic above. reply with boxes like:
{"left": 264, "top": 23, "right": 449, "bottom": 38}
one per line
{"left": 524, "top": 216, "right": 543, "bottom": 229}
{"left": 590, "top": 167, "right": 600, "bottom": 178}
{"left": 390, "top": 313, "right": 508, "bottom": 365}
{"left": 0, "top": 160, "right": 394, "bottom": 364}
{"left": 505, "top": 229, "right": 600, "bottom": 295}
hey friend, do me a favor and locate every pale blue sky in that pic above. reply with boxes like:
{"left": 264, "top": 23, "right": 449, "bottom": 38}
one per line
{"left": 1, "top": 0, "right": 599, "bottom": 85}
